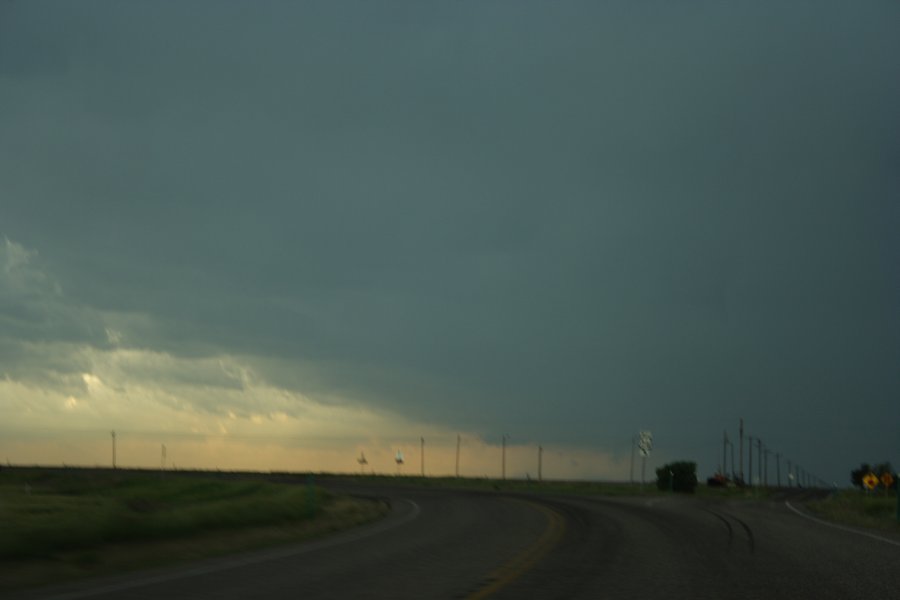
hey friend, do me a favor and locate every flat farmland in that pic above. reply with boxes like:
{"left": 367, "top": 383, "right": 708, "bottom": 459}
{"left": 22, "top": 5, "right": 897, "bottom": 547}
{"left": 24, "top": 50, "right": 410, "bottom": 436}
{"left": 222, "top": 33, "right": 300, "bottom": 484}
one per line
{"left": 0, "top": 467, "right": 387, "bottom": 591}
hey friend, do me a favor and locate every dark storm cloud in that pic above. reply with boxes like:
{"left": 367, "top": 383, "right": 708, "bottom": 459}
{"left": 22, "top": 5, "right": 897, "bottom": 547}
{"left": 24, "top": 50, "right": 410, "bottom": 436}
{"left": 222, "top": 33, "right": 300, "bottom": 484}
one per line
{"left": 0, "top": 237, "right": 110, "bottom": 394}
{"left": 1, "top": 1, "right": 898, "bottom": 481}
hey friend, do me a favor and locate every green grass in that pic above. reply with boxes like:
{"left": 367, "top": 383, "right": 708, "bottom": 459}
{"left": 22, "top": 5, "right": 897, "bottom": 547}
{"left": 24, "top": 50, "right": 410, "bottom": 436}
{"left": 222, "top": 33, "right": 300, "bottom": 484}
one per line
{"left": 0, "top": 468, "right": 355, "bottom": 561}
{"left": 806, "top": 490, "right": 899, "bottom": 532}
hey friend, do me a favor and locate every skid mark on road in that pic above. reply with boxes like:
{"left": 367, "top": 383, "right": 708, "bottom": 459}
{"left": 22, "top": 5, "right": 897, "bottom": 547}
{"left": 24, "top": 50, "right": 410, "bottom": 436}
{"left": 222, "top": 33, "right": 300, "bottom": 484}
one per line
{"left": 731, "top": 513, "right": 755, "bottom": 552}
{"left": 465, "top": 499, "right": 566, "bottom": 600}
{"left": 702, "top": 508, "right": 754, "bottom": 553}
{"left": 703, "top": 509, "right": 734, "bottom": 547}
{"left": 785, "top": 501, "right": 900, "bottom": 548}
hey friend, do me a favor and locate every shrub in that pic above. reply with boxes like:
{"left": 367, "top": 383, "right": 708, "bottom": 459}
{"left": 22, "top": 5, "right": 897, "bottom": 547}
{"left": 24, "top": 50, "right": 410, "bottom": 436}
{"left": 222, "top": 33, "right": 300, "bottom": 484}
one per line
{"left": 656, "top": 461, "right": 698, "bottom": 493}
{"left": 850, "top": 462, "right": 896, "bottom": 491}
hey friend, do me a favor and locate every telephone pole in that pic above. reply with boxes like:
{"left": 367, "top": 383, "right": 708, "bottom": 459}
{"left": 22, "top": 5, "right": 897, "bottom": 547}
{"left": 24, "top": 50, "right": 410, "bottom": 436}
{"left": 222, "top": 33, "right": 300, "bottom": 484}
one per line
{"left": 538, "top": 445, "right": 543, "bottom": 482}
{"left": 739, "top": 418, "right": 744, "bottom": 483}
{"left": 502, "top": 434, "right": 508, "bottom": 480}
{"left": 757, "top": 438, "right": 762, "bottom": 486}
{"left": 455, "top": 434, "right": 461, "bottom": 478}
{"left": 748, "top": 435, "right": 753, "bottom": 487}
{"left": 420, "top": 437, "right": 425, "bottom": 477}
{"left": 111, "top": 430, "right": 117, "bottom": 469}
{"left": 722, "top": 430, "right": 728, "bottom": 477}
{"left": 775, "top": 452, "right": 781, "bottom": 487}
{"left": 730, "top": 442, "right": 735, "bottom": 480}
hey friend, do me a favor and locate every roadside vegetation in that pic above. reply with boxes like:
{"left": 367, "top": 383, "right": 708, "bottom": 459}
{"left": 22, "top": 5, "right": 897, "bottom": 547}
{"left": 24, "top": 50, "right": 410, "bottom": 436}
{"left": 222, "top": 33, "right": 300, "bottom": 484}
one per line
{"left": 802, "top": 462, "right": 899, "bottom": 533}
{"left": 0, "top": 467, "right": 387, "bottom": 590}
{"left": 806, "top": 490, "right": 898, "bottom": 532}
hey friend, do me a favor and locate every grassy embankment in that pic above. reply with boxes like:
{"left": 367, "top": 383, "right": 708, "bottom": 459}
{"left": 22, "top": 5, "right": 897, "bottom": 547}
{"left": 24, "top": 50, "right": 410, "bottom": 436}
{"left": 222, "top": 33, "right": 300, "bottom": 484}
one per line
{"left": 806, "top": 489, "right": 899, "bottom": 533}
{"left": 0, "top": 467, "right": 387, "bottom": 591}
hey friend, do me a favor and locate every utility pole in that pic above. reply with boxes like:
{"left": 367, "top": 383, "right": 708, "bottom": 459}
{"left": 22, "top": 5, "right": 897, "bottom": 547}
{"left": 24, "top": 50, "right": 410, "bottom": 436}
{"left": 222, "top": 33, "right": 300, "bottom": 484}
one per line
{"left": 723, "top": 430, "right": 728, "bottom": 477}
{"left": 775, "top": 453, "right": 781, "bottom": 487}
{"left": 748, "top": 435, "right": 753, "bottom": 487}
{"left": 455, "top": 434, "right": 461, "bottom": 478}
{"left": 111, "top": 430, "right": 117, "bottom": 469}
{"left": 739, "top": 418, "right": 744, "bottom": 483}
{"left": 160, "top": 444, "right": 166, "bottom": 479}
{"left": 538, "top": 445, "right": 543, "bottom": 482}
{"left": 757, "top": 438, "right": 762, "bottom": 486}
{"left": 420, "top": 437, "right": 425, "bottom": 477}
{"left": 764, "top": 447, "right": 770, "bottom": 487}
{"left": 730, "top": 442, "right": 735, "bottom": 480}
{"left": 502, "top": 434, "right": 508, "bottom": 480}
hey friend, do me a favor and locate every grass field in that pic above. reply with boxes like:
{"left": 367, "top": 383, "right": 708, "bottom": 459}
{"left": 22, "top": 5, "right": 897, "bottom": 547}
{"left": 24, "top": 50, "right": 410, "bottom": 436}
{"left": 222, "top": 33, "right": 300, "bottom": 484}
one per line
{"left": 0, "top": 467, "right": 387, "bottom": 590}
{"left": 806, "top": 489, "right": 900, "bottom": 532}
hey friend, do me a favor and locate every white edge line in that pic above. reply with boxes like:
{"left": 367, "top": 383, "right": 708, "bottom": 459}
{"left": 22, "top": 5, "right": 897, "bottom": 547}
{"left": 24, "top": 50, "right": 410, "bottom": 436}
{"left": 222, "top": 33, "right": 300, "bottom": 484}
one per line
{"left": 38, "top": 499, "right": 421, "bottom": 600}
{"left": 784, "top": 500, "right": 900, "bottom": 548}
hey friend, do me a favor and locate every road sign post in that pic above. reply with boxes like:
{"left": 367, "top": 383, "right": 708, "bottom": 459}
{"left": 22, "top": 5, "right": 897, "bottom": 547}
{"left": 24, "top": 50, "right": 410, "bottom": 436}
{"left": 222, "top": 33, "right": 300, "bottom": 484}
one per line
{"left": 638, "top": 431, "right": 652, "bottom": 489}
{"left": 641, "top": 455, "right": 646, "bottom": 489}
{"left": 630, "top": 435, "right": 635, "bottom": 485}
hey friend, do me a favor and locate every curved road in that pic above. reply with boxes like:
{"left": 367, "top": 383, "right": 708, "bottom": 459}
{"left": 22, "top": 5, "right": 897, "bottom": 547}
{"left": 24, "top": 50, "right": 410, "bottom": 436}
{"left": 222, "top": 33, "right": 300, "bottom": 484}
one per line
{"left": 15, "top": 482, "right": 900, "bottom": 599}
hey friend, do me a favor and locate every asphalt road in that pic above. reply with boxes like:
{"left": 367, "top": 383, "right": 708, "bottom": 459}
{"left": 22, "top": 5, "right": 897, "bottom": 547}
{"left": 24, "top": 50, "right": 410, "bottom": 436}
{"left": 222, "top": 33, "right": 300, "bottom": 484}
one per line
{"left": 14, "top": 483, "right": 900, "bottom": 599}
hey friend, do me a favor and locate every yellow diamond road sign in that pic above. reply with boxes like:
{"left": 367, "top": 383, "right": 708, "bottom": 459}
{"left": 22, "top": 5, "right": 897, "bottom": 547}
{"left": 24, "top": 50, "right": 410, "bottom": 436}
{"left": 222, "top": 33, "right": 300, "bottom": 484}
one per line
{"left": 880, "top": 472, "right": 894, "bottom": 489}
{"left": 862, "top": 473, "right": 879, "bottom": 490}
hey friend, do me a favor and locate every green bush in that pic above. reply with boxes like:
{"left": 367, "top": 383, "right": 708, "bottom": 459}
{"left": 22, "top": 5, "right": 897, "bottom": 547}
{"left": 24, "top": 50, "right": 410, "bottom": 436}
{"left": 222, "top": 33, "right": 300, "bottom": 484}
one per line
{"left": 656, "top": 461, "right": 698, "bottom": 493}
{"left": 850, "top": 462, "right": 896, "bottom": 491}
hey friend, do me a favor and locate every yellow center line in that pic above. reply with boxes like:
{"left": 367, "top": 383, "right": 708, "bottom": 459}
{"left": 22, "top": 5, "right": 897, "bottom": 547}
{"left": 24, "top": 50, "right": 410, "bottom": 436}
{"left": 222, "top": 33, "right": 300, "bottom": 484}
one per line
{"left": 466, "top": 499, "right": 566, "bottom": 600}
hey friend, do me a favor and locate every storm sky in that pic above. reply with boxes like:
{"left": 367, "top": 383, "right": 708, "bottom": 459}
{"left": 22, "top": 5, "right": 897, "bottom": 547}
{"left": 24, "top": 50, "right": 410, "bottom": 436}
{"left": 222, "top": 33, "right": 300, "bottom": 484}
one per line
{"left": 1, "top": 1, "right": 898, "bottom": 484}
